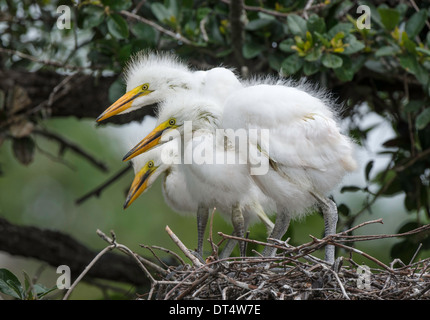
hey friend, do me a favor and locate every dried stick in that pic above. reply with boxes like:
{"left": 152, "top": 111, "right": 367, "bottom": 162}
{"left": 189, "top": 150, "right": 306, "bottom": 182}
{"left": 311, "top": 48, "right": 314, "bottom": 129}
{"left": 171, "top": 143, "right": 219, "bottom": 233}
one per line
{"left": 339, "top": 218, "right": 384, "bottom": 235}
{"left": 140, "top": 244, "right": 170, "bottom": 269}
{"left": 322, "top": 264, "right": 350, "bottom": 300}
{"left": 218, "top": 232, "right": 285, "bottom": 250}
{"left": 144, "top": 245, "right": 186, "bottom": 266}
{"left": 63, "top": 245, "right": 114, "bottom": 300}
{"left": 330, "top": 241, "right": 394, "bottom": 273}
{"left": 96, "top": 229, "right": 164, "bottom": 280}
{"left": 176, "top": 273, "right": 211, "bottom": 300}
{"left": 165, "top": 225, "right": 204, "bottom": 268}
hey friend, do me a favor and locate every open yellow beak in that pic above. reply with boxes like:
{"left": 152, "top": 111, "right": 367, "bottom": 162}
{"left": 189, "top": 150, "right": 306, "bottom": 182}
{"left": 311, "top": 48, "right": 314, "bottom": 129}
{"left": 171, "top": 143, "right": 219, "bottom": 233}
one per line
{"left": 96, "top": 84, "right": 152, "bottom": 122}
{"left": 122, "top": 119, "right": 177, "bottom": 162}
{"left": 123, "top": 165, "right": 157, "bottom": 209}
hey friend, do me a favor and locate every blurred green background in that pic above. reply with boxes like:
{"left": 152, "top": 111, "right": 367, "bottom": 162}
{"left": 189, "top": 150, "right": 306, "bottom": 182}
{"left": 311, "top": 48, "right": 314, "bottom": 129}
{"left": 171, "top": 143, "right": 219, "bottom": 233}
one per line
{"left": 1, "top": 0, "right": 430, "bottom": 299}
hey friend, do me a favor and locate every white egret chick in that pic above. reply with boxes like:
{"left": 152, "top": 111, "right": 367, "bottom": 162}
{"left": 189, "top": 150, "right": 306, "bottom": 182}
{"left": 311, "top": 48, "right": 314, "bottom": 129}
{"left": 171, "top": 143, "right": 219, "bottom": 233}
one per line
{"left": 122, "top": 92, "right": 276, "bottom": 257}
{"left": 96, "top": 50, "right": 241, "bottom": 122}
{"left": 96, "top": 50, "right": 258, "bottom": 257}
{"left": 222, "top": 81, "right": 357, "bottom": 262}
{"left": 124, "top": 138, "right": 274, "bottom": 258}
{"left": 123, "top": 139, "right": 207, "bottom": 257}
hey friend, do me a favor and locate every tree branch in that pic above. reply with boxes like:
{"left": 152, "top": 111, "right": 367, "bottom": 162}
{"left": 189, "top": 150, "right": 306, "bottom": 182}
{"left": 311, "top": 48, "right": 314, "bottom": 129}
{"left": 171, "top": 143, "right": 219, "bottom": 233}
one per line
{"left": 75, "top": 164, "right": 132, "bottom": 205}
{"left": 221, "top": 0, "right": 328, "bottom": 19}
{"left": 33, "top": 128, "right": 109, "bottom": 173}
{"left": 120, "top": 10, "right": 194, "bottom": 46}
{"left": 0, "top": 48, "right": 84, "bottom": 71}
{"left": 0, "top": 217, "right": 150, "bottom": 287}
{"left": 0, "top": 68, "right": 156, "bottom": 125}
{"left": 229, "top": 0, "right": 245, "bottom": 68}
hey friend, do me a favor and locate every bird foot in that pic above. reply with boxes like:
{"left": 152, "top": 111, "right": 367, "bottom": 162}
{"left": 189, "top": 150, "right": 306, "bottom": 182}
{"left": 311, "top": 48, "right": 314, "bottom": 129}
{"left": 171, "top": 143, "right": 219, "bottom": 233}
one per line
{"left": 190, "top": 250, "right": 206, "bottom": 264}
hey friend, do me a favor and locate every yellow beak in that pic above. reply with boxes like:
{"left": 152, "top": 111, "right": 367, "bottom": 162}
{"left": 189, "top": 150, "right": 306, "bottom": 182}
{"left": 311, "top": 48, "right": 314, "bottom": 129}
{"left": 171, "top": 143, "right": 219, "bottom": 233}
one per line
{"left": 122, "top": 119, "right": 177, "bottom": 162}
{"left": 96, "top": 85, "right": 151, "bottom": 122}
{"left": 123, "top": 165, "right": 157, "bottom": 209}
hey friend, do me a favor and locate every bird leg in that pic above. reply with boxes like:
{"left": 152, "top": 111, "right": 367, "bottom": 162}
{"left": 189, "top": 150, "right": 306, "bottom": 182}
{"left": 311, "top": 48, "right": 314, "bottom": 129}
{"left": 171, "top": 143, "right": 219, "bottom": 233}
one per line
{"left": 219, "top": 236, "right": 238, "bottom": 259}
{"left": 231, "top": 204, "right": 246, "bottom": 257}
{"left": 196, "top": 204, "right": 209, "bottom": 258}
{"left": 262, "top": 210, "right": 291, "bottom": 257}
{"left": 310, "top": 192, "right": 338, "bottom": 264}
{"left": 219, "top": 217, "right": 250, "bottom": 259}
{"left": 320, "top": 198, "right": 338, "bottom": 264}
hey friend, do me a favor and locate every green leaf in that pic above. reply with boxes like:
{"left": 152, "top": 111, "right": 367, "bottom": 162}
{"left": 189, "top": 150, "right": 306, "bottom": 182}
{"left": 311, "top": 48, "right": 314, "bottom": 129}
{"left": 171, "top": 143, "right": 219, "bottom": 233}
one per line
{"left": 151, "top": 3, "right": 171, "bottom": 22}
{"left": 118, "top": 44, "right": 132, "bottom": 64}
{"left": 215, "top": 48, "right": 232, "bottom": 58}
{"left": 334, "top": 55, "right": 362, "bottom": 81}
{"left": 334, "top": 64, "right": 354, "bottom": 81}
{"left": 196, "top": 7, "right": 211, "bottom": 21}
{"left": 416, "top": 108, "right": 430, "bottom": 130}
{"left": 399, "top": 54, "right": 417, "bottom": 72}
{"left": 242, "top": 42, "right": 264, "bottom": 59}
{"left": 405, "top": 10, "right": 427, "bottom": 38}
{"left": 279, "top": 38, "right": 295, "bottom": 53}
{"left": 338, "top": 203, "right": 350, "bottom": 216}
{"left": 343, "top": 35, "right": 365, "bottom": 55}
{"left": 390, "top": 240, "right": 417, "bottom": 262}
{"left": 416, "top": 47, "right": 430, "bottom": 56}
{"left": 365, "top": 160, "right": 374, "bottom": 181}
{"left": 281, "top": 53, "right": 303, "bottom": 75}
{"left": 304, "top": 47, "right": 322, "bottom": 62}
{"left": 303, "top": 61, "right": 319, "bottom": 76}
{"left": 314, "top": 31, "right": 330, "bottom": 47}
{"left": 306, "top": 14, "right": 326, "bottom": 34}
{"left": 399, "top": 54, "right": 429, "bottom": 85}
{"left": 377, "top": 7, "right": 400, "bottom": 31}
{"left": 33, "top": 284, "right": 57, "bottom": 299}
{"left": 246, "top": 18, "right": 273, "bottom": 31}
{"left": 131, "top": 22, "right": 157, "bottom": 45}
{"left": 340, "top": 185, "right": 362, "bottom": 193}
{"left": 0, "top": 269, "right": 24, "bottom": 299}
{"left": 102, "top": 0, "right": 132, "bottom": 11}
{"left": 23, "top": 271, "right": 33, "bottom": 300}
{"left": 82, "top": 6, "right": 105, "bottom": 29}
{"left": 107, "top": 13, "right": 129, "bottom": 39}
{"left": 12, "top": 137, "right": 35, "bottom": 166}
{"left": 375, "top": 46, "right": 398, "bottom": 57}
{"left": 321, "top": 53, "right": 343, "bottom": 68}
{"left": 287, "top": 14, "right": 306, "bottom": 37}
{"left": 404, "top": 100, "right": 425, "bottom": 113}
{"left": 268, "top": 53, "right": 283, "bottom": 71}
{"left": 327, "top": 22, "right": 353, "bottom": 39}
{"left": 166, "top": 0, "right": 179, "bottom": 18}
{"left": 402, "top": 31, "right": 417, "bottom": 53}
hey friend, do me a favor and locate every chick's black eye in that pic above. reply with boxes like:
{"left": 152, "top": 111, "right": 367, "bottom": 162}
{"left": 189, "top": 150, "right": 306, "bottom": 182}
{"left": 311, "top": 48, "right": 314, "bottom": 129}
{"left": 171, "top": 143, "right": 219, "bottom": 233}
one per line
{"left": 142, "top": 84, "right": 148, "bottom": 90}
{"left": 148, "top": 161, "right": 154, "bottom": 168}
{"left": 169, "top": 119, "right": 176, "bottom": 126}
